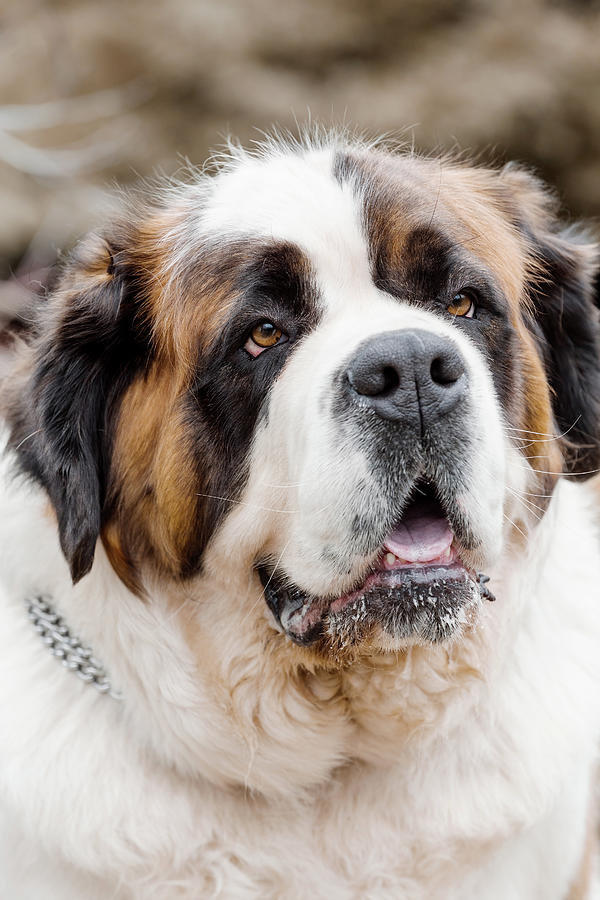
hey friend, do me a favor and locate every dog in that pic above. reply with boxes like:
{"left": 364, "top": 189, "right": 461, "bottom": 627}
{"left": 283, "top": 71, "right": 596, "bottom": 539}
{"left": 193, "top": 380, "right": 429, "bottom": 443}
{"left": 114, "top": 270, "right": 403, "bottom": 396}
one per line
{"left": 1, "top": 133, "right": 600, "bottom": 899}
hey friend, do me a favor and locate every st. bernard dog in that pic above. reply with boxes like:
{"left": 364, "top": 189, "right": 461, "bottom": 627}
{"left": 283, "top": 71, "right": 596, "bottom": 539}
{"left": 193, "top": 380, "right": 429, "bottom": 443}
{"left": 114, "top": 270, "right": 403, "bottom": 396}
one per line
{"left": 1, "top": 133, "right": 600, "bottom": 900}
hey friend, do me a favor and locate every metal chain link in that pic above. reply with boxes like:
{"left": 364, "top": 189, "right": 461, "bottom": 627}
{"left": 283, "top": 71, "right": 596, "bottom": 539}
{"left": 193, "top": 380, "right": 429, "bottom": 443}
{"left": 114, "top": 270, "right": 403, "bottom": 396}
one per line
{"left": 26, "top": 595, "right": 122, "bottom": 700}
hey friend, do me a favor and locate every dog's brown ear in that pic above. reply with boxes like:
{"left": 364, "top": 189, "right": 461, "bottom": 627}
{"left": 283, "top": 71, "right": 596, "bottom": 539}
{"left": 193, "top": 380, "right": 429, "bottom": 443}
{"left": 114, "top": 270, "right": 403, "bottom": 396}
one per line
{"left": 6, "top": 235, "right": 151, "bottom": 582}
{"left": 501, "top": 165, "right": 600, "bottom": 479}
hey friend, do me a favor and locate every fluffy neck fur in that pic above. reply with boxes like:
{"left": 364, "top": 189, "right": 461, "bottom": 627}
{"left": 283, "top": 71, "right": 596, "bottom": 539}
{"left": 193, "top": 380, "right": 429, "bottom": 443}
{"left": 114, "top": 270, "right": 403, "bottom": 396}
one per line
{"left": 1, "top": 431, "right": 599, "bottom": 898}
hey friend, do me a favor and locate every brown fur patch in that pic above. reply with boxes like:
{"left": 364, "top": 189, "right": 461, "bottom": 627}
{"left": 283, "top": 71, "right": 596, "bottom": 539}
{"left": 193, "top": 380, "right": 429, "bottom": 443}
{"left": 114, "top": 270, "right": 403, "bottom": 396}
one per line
{"left": 104, "top": 361, "right": 199, "bottom": 581}
{"left": 99, "top": 218, "right": 318, "bottom": 585}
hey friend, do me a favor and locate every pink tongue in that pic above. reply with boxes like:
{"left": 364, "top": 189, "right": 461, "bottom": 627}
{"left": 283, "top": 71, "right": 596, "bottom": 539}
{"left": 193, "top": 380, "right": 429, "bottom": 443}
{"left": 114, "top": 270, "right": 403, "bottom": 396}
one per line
{"left": 383, "top": 502, "right": 453, "bottom": 563}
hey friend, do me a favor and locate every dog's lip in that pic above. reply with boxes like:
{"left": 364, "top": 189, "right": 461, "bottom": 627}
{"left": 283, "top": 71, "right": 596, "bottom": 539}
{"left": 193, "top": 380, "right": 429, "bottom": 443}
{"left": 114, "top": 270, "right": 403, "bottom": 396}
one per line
{"left": 257, "top": 547, "right": 478, "bottom": 645}
{"left": 258, "top": 496, "right": 481, "bottom": 644}
{"left": 258, "top": 556, "right": 478, "bottom": 646}
{"left": 327, "top": 553, "right": 469, "bottom": 613}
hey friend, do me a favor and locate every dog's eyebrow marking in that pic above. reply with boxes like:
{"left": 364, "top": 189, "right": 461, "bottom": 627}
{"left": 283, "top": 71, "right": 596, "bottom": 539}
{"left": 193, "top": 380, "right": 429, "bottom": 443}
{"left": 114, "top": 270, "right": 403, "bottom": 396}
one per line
{"left": 332, "top": 150, "right": 456, "bottom": 298}
{"left": 234, "top": 240, "right": 321, "bottom": 322}
{"left": 374, "top": 225, "right": 454, "bottom": 299}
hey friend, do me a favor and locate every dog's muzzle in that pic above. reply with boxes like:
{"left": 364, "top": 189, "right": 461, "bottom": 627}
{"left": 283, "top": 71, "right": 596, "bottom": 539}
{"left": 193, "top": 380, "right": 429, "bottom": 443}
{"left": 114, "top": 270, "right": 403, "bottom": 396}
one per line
{"left": 258, "top": 327, "right": 490, "bottom": 651}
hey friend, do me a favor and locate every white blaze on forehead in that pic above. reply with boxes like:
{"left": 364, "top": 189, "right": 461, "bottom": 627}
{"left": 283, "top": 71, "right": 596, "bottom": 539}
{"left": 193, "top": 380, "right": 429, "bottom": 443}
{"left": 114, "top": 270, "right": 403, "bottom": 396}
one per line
{"left": 201, "top": 149, "right": 373, "bottom": 304}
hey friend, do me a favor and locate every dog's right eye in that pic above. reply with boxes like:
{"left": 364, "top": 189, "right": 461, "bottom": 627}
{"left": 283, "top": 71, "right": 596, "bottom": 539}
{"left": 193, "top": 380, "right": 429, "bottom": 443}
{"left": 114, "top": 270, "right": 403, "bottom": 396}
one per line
{"left": 244, "top": 322, "right": 288, "bottom": 357}
{"left": 447, "top": 291, "right": 476, "bottom": 318}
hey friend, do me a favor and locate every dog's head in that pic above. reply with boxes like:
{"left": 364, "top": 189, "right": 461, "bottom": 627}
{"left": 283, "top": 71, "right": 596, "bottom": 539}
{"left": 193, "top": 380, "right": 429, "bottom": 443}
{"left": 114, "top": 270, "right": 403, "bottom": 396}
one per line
{"left": 7, "top": 138, "right": 600, "bottom": 663}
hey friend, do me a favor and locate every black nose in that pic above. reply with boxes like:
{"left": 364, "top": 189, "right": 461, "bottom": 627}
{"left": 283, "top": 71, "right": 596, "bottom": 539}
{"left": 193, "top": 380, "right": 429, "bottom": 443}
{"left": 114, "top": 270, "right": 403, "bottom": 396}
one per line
{"left": 346, "top": 329, "right": 467, "bottom": 430}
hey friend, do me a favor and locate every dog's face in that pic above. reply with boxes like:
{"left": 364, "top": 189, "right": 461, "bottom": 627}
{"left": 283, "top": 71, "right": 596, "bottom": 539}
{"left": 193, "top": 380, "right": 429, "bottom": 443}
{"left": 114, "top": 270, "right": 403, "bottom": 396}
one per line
{"left": 7, "top": 140, "right": 600, "bottom": 665}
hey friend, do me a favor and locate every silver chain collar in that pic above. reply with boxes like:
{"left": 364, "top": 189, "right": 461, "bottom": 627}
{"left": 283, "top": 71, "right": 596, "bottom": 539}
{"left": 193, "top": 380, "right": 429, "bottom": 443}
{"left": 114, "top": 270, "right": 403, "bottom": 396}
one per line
{"left": 26, "top": 595, "right": 122, "bottom": 700}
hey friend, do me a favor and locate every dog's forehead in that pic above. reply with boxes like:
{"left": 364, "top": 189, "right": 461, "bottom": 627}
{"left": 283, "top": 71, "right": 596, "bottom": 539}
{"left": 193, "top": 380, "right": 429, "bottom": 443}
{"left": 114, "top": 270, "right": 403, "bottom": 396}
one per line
{"left": 203, "top": 149, "right": 359, "bottom": 242}
{"left": 197, "top": 147, "right": 518, "bottom": 311}
{"left": 201, "top": 148, "right": 372, "bottom": 296}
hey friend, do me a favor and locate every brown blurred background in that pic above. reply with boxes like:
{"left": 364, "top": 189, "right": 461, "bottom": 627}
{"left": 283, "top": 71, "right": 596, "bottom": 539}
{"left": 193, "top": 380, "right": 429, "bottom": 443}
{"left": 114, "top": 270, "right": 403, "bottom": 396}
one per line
{"left": 1, "top": 0, "right": 600, "bottom": 342}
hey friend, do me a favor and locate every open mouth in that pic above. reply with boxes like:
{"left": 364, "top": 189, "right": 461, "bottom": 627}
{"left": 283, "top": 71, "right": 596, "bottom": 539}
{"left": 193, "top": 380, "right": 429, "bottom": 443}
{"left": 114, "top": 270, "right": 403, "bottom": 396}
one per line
{"left": 259, "top": 479, "right": 494, "bottom": 648}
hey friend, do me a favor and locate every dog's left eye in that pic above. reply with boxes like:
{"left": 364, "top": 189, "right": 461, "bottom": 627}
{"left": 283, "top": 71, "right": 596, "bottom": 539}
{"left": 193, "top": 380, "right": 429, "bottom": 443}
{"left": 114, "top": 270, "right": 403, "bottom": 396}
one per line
{"left": 447, "top": 292, "right": 476, "bottom": 318}
{"left": 244, "top": 322, "right": 288, "bottom": 357}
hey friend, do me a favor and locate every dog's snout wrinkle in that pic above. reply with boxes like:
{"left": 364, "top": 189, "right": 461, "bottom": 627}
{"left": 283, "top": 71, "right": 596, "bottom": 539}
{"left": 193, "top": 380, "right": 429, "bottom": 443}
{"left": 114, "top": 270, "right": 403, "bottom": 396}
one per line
{"left": 345, "top": 329, "right": 467, "bottom": 429}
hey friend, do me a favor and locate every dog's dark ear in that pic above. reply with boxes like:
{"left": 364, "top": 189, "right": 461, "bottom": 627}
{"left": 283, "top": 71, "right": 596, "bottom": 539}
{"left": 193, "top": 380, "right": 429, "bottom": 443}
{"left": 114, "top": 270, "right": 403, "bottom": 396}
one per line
{"left": 501, "top": 165, "right": 600, "bottom": 479}
{"left": 6, "top": 235, "right": 149, "bottom": 582}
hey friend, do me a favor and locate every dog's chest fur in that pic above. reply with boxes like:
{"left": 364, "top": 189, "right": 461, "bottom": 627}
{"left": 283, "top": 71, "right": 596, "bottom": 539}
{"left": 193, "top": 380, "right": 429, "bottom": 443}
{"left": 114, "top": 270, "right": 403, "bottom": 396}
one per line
{"left": 0, "top": 446, "right": 599, "bottom": 899}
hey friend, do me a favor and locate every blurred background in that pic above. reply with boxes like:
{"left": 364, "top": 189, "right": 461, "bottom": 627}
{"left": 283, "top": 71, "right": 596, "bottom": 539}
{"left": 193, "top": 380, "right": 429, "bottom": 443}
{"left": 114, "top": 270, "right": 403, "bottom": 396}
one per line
{"left": 1, "top": 0, "right": 600, "bottom": 355}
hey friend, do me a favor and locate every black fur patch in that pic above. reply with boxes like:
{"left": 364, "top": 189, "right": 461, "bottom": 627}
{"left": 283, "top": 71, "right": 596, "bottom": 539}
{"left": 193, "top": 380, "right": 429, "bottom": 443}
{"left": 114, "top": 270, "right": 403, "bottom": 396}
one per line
{"left": 7, "top": 240, "right": 153, "bottom": 582}
{"left": 179, "top": 241, "right": 321, "bottom": 573}
{"left": 524, "top": 230, "right": 600, "bottom": 477}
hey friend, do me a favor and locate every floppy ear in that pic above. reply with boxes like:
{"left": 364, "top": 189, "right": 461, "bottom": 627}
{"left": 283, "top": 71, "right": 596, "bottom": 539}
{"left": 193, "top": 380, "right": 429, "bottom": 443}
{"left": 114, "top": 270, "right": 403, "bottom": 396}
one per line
{"left": 501, "top": 166, "right": 600, "bottom": 479}
{"left": 6, "top": 235, "right": 150, "bottom": 582}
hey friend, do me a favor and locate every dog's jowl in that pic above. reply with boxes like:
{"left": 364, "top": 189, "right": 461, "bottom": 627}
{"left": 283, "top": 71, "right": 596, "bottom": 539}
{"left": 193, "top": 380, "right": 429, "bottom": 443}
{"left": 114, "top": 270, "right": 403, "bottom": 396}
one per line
{"left": 1, "top": 135, "right": 600, "bottom": 899}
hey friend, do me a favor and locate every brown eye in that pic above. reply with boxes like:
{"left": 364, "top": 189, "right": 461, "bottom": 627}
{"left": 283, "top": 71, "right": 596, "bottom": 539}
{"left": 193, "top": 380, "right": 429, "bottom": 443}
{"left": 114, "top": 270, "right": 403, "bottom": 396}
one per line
{"left": 447, "top": 292, "right": 476, "bottom": 318}
{"left": 251, "top": 322, "right": 283, "bottom": 347}
{"left": 244, "top": 322, "right": 287, "bottom": 358}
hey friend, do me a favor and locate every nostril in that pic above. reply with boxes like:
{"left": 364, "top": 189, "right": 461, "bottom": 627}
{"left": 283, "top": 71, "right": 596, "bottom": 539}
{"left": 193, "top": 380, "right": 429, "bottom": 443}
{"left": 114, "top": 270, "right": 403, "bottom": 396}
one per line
{"left": 348, "top": 363, "right": 400, "bottom": 397}
{"left": 430, "top": 354, "right": 463, "bottom": 386}
{"left": 380, "top": 366, "right": 400, "bottom": 396}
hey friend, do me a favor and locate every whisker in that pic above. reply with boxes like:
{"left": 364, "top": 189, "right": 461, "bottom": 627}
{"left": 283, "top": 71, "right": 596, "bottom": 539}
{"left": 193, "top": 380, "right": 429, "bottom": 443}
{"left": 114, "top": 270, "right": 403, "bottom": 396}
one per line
{"left": 257, "top": 456, "right": 345, "bottom": 490}
{"left": 518, "top": 488, "right": 556, "bottom": 498}
{"left": 506, "top": 427, "right": 559, "bottom": 439}
{"left": 194, "top": 492, "right": 300, "bottom": 514}
{"left": 165, "top": 595, "right": 194, "bottom": 624}
{"left": 14, "top": 429, "right": 41, "bottom": 451}
{"left": 514, "top": 497, "right": 545, "bottom": 515}
{"left": 506, "top": 416, "right": 581, "bottom": 443}
{"left": 505, "top": 487, "right": 545, "bottom": 519}
{"left": 510, "top": 463, "right": 600, "bottom": 477}
{"left": 239, "top": 537, "right": 294, "bottom": 632}
{"left": 502, "top": 512, "right": 528, "bottom": 540}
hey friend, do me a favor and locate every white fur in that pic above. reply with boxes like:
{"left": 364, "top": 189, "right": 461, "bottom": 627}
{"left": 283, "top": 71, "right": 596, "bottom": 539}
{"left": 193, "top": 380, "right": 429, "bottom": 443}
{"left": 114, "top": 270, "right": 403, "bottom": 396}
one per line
{"left": 1, "top": 430, "right": 599, "bottom": 898}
